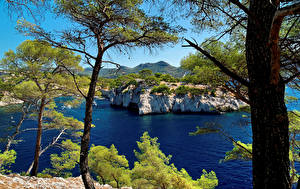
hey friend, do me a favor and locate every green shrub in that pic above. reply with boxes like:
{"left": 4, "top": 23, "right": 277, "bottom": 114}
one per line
{"left": 151, "top": 84, "right": 171, "bottom": 95}
{"left": 37, "top": 172, "right": 54, "bottom": 178}
{"left": 89, "top": 144, "right": 131, "bottom": 188}
{"left": 112, "top": 74, "right": 140, "bottom": 88}
{"left": 132, "top": 132, "right": 218, "bottom": 189}
{"left": 0, "top": 150, "right": 16, "bottom": 174}
{"left": 181, "top": 75, "right": 201, "bottom": 85}
{"left": 154, "top": 72, "right": 162, "bottom": 78}
{"left": 159, "top": 74, "right": 177, "bottom": 82}
{"left": 210, "top": 89, "right": 216, "bottom": 97}
{"left": 128, "top": 79, "right": 138, "bottom": 87}
{"left": 190, "top": 88, "right": 205, "bottom": 96}
{"left": 139, "top": 69, "right": 153, "bottom": 78}
{"left": 175, "top": 85, "right": 190, "bottom": 96}
{"left": 145, "top": 76, "right": 160, "bottom": 86}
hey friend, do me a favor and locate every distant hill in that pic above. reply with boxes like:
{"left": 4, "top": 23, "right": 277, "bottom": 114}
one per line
{"left": 80, "top": 61, "right": 186, "bottom": 78}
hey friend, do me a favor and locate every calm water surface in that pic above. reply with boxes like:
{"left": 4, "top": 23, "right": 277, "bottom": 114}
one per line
{"left": 0, "top": 99, "right": 253, "bottom": 189}
{"left": 1, "top": 87, "right": 298, "bottom": 188}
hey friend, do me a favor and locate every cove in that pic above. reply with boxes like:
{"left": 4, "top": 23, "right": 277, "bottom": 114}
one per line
{"left": 0, "top": 99, "right": 253, "bottom": 188}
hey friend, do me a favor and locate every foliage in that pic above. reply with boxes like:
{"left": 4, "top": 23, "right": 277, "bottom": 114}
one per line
{"left": 17, "top": 0, "right": 181, "bottom": 183}
{"left": 181, "top": 75, "right": 201, "bottom": 85}
{"left": 132, "top": 132, "right": 218, "bottom": 189}
{"left": 41, "top": 140, "right": 80, "bottom": 178}
{"left": 197, "top": 170, "right": 219, "bottom": 189}
{"left": 288, "top": 110, "right": 300, "bottom": 134}
{"left": 97, "top": 78, "right": 115, "bottom": 89}
{"left": 220, "top": 142, "right": 252, "bottom": 163}
{"left": 89, "top": 144, "right": 131, "bottom": 188}
{"left": 180, "top": 41, "right": 247, "bottom": 88}
{"left": 219, "top": 110, "right": 300, "bottom": 183}
{"left": 63, "top": 98, "right": 83, "bottom": 109}
{"left": 159, "top": 73, "right": 178, "bottom": 83}
{"left": 189, "top": 126, "right": 220, "bottom": 136}
{"left": 285, "top": 95, "right": 298, "bottom": 103}
{"left": 43, "top": 109, "right": 84, "bottom": 131}
{"left": 154, "top": 72, "right": 163, "bottom": 78}
{"left": 0, "top": 150, "right": 17, "bottom": 174}
{"left": 151, "top": 84, "right": 171, "bottom": 95}
{"left": 139, "top": 69, "right": 153, "bottom": 78}
{"left": 1, "top": 40, "right": 84, "bottom": 99}
{"left": 111, "top": 74, "right": 140, "bottom": 88}
{"left": 144, "top": 76, "right": 160, "bottom": 86}
{"left": 189, "top": 88, "right": 207, "bottom": 96}
{"left": 39, "top": 132, "right": 218, "bottom": 188}
{"left": 4, "top": 0, "right": 47, "bottom": 21}
{"left": 0, "top": 40, "right": 84, "bottom": 176}
{"left": 174, "top": 85, "right": 190, "bottom": 96}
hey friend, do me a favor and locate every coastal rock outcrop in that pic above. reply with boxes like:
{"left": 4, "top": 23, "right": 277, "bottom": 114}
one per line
{"left": 0, "top": 174, "right": 132, "bottom": 189}
{"left": 0, "top": 96, "right": 23, "bottom": 107}
{"left": 101, "top": 86, "right": 247, "bottom": 115}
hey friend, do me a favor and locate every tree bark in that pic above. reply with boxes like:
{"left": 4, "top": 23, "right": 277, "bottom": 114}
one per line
{"left": 5, "top": 104, "right": 28, "bottom": 152}
{"left": 26, "top": 128, "right": 65, "bottom": 174}
{"left": 30, "top": 97, "right": 46, "bottom": 176}
{"left": 80, "top": 54, "right": 103, "bottom": 189}
{"left": 246, "top": 1, "right": 290, "bottom": 188}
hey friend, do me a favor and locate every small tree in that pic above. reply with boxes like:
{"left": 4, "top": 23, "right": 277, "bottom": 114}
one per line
{"left": 175, "top": 1, "right": 300, "bottom": 187}
{"left": 132, "top": 132, "right": 218, "bottom": 189}
{"left": 89, "top": 144, "right": 131, "bottom": 188}
{"left": 0, "top": 150, "right": 16, "bottom": 174}
{"left": 139, "top": 69, "right": 153, "bottom": 78}
{"left": 41, "top": 139, "right": 81, "bottom": 178}
{"left": 1, "top": 40, "right": 83, "bottom": 176}
{"left": 151, "top": 84, "right": 171, "bottom": 95}
{"left": 144, "top": 75, "right": 160, "bottom": 86}
{"left": 17, "top": 1, "right": 179, "bottom": 187}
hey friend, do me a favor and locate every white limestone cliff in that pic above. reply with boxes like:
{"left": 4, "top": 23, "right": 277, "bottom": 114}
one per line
{"left": 102, "top": 86, "right": 247, "bottom": 115}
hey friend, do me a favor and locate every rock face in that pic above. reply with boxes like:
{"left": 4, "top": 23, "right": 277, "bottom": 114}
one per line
{"left": 102, "top": 86, "right": 247, "bottom": 115}
{"left": 0, "top": 96, "right": 23, "bottom": 107}
{"left": 0, "top": 174, "right": 132, "bottom": 189}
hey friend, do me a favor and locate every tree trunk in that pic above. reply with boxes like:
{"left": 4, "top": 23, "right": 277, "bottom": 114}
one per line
{"left": 80, "top": 55, "right": 103, "bottom": 189}
{"left": 27, "top": 128, "right": 65, "bottom": 174}
{"left": 246, "top": 1, "right": 290, "bottom": 188}
{"left": 5, "top": 105, "right": 27, "bottom": 152}
{"left": 30, "top": 97, "right": 46, "bottom": 176}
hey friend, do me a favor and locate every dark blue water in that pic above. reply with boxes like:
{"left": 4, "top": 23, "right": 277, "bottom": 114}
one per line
{"left": 0, "top": 99, "right": 253, "bottom": 188}
{"left": 0, "top": 86, "right": 298, "bottom": 188}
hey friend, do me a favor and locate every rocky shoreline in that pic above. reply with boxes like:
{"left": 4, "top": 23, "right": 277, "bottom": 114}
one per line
{"left": 0, "top": 96, "right": 23, "bottom": 107}
{"left": 101, "top": 86, "right": 247, "bottom": 115}
{"left": 0, "top": 174, "right": 131, "bottom": 189}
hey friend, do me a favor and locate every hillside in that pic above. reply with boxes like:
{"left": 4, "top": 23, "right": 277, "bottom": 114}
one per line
{"left": 80, "top": 61, "right": 186, "bottom": 78}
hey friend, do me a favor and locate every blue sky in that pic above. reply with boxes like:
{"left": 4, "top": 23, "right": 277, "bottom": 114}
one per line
{"left": 0, "top": 3, "right": 209, "bottom": 68}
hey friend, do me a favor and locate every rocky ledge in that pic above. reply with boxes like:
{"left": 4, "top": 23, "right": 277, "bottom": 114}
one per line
{"left": 0, "top": 95, "right": 23, "bottom": 107}
{"left": 0, "top": 174, "right": 132, "bottom": 189}
{"left": 101, "top": 85, "right": 247, "bottom": 115}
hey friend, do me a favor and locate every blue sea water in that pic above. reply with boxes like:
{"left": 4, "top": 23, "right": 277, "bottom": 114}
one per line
{"left": 0, "top": 100, "right": 253, "bottom": 188}
{"left": 0, "top": 87, "right": 298, "bottom": 189}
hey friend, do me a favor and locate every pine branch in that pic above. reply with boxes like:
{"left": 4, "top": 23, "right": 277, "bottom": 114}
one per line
{"left": 284, "top": 72, "right": 300, "bottom": 83}
{"left": 183, "top": 38, "right": 250, "bottom": 87}
{"left": 277, "top": 2, "right": 300, "bottom": 17}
